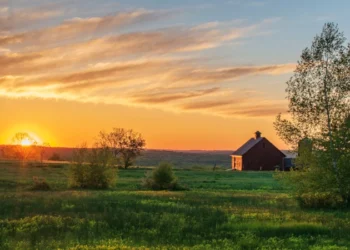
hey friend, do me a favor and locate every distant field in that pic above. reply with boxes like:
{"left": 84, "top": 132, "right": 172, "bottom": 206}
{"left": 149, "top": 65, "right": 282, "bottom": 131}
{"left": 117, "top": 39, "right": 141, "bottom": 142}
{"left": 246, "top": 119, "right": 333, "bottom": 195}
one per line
{"left": 136, "top": 150, "right": 232, "bottom": 168}
{"left": 0, "top": 146, "right": 233, "bottom": 168}
{"left": 0, "top": 161, "right": 349, "bottom": 249}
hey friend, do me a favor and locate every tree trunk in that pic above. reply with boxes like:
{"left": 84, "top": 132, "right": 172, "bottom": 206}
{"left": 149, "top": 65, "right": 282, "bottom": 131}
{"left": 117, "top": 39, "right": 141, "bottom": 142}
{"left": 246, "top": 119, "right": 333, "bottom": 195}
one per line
{"left": 123, "top": 155, "right": 132, "bottom": 169}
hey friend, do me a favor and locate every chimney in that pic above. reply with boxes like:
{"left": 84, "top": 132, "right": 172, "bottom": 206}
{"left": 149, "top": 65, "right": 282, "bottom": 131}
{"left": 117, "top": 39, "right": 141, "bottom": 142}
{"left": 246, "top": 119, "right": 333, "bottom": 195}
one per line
{"left": 255, "top": 131, "right": 261, "bottom": 139}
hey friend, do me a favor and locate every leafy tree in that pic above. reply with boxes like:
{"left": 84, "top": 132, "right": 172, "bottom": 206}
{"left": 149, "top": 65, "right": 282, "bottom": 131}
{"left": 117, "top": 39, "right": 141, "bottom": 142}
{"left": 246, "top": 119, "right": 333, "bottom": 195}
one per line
{"left": 274, "top": 23, "right": 350, "bottom": 205}
{"left": 2, "top": 133, "right": 38, "bottom": 162}
{"left": 98, "top": 128, "right": 146, "bottom": 169}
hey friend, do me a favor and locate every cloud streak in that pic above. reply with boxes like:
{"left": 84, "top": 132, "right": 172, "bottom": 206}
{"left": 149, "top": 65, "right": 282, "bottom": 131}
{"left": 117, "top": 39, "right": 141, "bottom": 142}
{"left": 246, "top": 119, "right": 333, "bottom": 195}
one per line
{"left": 0, "top": 9, "right": 169, "bottom": 47}
{"left": 0, "top": 4, "right": 63, "bottom": 32}
{"left": 0, "top": 5, "right": 291, "bottom": 118}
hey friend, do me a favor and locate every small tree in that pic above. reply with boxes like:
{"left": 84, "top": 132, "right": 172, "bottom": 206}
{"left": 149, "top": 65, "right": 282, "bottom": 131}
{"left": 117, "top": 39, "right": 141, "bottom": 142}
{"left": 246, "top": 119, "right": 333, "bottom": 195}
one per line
{"left": 2, "top": 133, "right": 38, "bottom": 163}
{"left": 98, "top": 128, "right": 146, "bottom": 169}
{"left": 274, "top": 23, "right": 350, "bottom": 205}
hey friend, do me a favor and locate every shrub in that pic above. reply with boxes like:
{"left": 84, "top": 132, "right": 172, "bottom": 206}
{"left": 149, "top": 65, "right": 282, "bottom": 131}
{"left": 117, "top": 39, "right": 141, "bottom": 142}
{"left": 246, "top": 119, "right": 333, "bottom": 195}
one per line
{"left": 152, "top": 162, "right": 175, "bottom": 189}
{"left": 274, "top": 149, "right": 349, "bottom": 208}
{"left": 297, "top": 192, "right": 344, "bottom": 209}
{"left": 69, "top": 146, "right": 117, "bottom": 189}
{"left": 31, "top": 176, "right": 50, "bottom": 191}
{"left": 142, "top": 162, "right": 188, "bottom": 191}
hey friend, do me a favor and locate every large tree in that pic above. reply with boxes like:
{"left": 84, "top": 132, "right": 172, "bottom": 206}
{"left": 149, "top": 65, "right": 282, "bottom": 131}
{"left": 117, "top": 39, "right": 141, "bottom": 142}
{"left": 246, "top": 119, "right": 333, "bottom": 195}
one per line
{"left": 274, "top": 23, "right": 350, "bottom": 204}
{"left": 98, "top": 128, "right": 146, "bottom": 169}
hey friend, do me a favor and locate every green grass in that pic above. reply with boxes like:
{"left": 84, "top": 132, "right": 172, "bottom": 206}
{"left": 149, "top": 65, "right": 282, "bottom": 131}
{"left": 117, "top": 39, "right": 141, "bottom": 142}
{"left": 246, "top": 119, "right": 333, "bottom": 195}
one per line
{"left": 0, "top": 161, "right": 349, "bottom": 249}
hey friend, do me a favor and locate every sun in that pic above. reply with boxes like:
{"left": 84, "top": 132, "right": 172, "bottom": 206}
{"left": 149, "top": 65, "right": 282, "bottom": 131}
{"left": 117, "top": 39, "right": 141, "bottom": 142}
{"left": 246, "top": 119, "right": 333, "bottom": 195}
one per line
{"left": 11, "top": 132, "right": 40, "bottom": 147}
{"left": 20, "top": 138, "right": 33, "bottom": 147}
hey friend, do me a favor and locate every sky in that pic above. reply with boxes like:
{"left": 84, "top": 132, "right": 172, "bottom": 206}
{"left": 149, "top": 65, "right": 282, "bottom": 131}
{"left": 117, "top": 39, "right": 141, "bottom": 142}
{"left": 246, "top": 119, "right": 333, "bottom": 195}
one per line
{"left": 0, "top": 0, "right": 349, "bottom": 150}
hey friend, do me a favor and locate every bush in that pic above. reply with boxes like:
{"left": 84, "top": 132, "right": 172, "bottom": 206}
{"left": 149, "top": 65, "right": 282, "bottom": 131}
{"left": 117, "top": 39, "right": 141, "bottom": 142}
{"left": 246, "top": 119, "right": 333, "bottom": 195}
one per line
{"left": 142, "top": 162, "right": 187, "bottom": 190}
{"left": 152, "top": 162, "right": 175, "bottom": 189}
{"left": 31, "top": 176, "right": 50, "bottom": 191}
{"left": 297, "top": 192, "right": 344, "bottom": 209}
{"left": 69, "top": 146, "right": 117, "bottom": 189}
{"left": 274, "top": 148, "right": 349, "bottom": 208}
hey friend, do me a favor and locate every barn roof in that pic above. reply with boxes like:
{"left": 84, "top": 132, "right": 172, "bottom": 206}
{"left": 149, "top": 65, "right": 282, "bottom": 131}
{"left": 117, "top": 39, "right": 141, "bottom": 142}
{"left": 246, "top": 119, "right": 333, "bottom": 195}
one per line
{"left": 232, "top": 137, "right": 263, "bottom": 156}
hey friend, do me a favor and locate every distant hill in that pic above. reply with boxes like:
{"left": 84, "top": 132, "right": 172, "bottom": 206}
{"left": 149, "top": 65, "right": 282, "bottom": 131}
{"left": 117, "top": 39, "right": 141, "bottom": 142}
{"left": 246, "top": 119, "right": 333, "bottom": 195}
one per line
{"left": 136, "top": 149, "right": 232, "bottom": 168}
{"left": 0, "top": 145, "right": 293, "bottom": 169}
{"left": 0, "top": 145, "right": 232, "bottom": 168}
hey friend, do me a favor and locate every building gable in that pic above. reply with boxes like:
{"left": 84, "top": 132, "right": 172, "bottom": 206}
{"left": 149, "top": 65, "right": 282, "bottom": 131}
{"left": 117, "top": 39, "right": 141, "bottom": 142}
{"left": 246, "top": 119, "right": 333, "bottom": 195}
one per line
{"left": 249, "top": 137, "right": 286, "bottom": 158}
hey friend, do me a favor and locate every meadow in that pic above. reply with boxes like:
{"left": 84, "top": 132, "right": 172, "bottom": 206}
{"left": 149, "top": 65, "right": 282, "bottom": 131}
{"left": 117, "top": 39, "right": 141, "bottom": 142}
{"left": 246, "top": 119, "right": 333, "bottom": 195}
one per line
{"left": 0, "top": 161, "right": 349, "bottom": 249}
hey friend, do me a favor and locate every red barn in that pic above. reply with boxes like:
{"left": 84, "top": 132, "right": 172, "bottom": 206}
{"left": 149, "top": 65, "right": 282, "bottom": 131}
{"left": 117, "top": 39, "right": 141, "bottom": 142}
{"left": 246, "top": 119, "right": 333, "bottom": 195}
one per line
{"left": 231, "top": 131, "right": 286, "bottom": 171}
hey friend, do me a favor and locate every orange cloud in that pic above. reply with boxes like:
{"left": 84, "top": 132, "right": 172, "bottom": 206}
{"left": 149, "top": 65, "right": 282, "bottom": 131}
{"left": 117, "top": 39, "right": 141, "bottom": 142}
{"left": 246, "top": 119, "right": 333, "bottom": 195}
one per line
{"left": 0, "top": 7, "right": 291, "bottom": 119}
{"left": 0, "top": 4, "right": 63, "bottom": 32}
{"left": 181, "top": 100, "right": 238, "bottom": 110}
{"left": 0, "top": 9, "right": 169, "bottom": 47}
{"left": 132, "top": 87, "right": 220, "bottom": 104}
{"left": 4, "top": 58, "right": 294, "bottom": 89}
{"left": 0, "top": 17, "right": 286, "bottom": 79}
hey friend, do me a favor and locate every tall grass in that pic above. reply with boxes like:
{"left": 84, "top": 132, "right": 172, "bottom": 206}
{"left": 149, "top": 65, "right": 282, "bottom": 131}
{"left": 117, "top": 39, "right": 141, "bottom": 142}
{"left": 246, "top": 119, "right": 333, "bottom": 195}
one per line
{"left": 0, "top": 161, "right": 349, "bottom": 249}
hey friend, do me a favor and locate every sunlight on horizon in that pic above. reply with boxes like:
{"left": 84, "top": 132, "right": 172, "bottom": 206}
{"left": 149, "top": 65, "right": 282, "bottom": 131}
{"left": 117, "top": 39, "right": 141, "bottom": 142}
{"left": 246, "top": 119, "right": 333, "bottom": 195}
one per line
{"left": 19, "top": 137, "right": 33, "bottom": 147}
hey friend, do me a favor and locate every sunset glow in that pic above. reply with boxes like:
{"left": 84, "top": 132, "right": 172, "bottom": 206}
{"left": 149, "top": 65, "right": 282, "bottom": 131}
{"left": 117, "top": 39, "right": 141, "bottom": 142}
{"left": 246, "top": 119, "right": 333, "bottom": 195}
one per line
{"left": 0, "top": 1, "right": 349, "bottom": 150}
{"left": 20, "top": 138, "right": 33, "bottom": 147}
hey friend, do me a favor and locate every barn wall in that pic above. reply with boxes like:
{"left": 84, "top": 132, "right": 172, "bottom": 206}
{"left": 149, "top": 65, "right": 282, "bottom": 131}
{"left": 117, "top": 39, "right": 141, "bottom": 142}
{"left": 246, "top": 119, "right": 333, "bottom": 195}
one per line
{"left": 242, "top": 138, "right": 284, "bottom": 171}
{"left": 231, "top": 156, "right": 242, "bottom": 170}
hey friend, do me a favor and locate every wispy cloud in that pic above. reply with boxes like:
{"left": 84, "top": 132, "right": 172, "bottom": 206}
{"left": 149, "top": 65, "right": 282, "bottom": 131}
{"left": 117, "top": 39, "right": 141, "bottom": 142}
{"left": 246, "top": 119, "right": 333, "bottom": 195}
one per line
{"left": 0, "top": 9, "right": 169, "bottom": 47}
{"left": 0, "top": 4, "right": 63, "bottom": 32}
{"left": 132, "top": 87, "right": 220, "bottom": 104}
{"left": 0, "top": 4, "right": 290, "bottom": 118}
{"left": 0, "top": 57, "right": 294, "bottom": 118}
{"left": 0, "top": 18, "right": 283, "bottom": 77}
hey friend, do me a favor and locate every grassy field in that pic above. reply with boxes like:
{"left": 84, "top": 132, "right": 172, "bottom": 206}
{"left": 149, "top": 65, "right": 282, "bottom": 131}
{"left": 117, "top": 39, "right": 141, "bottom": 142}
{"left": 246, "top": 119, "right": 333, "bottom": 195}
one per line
{"left": 0, "top": 161, "right": 349, "bottom": 249}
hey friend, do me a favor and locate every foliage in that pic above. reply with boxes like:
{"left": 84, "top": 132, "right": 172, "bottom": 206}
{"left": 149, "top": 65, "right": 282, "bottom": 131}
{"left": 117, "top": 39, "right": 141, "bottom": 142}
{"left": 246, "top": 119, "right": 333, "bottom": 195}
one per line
{"left": 275, "top": 23, "right": 350, "bottom": 148}
{"left": 142, "top": 162, "right": 184, "bottom": 190}
{"left": 69, "top": 145, "right": 117, "bottom": 189}
{"left": 152, "top": 162, "right": 176, "bottom": 189}
{"left": 275, "top": 135, "right": 349, "bottom": 208}
{"left": 98, "top": 128, "right": 146, "bottom": 169}
{"left": 274, "top": 23, "right": 350, "bottom": 206}
{"left": 30, "top": 176, "right": 50, "bottom": 191}
{"left": 2, "top": 133, "right": 38, "bottom": 162}
{"left": 297, "top": 192, "right": 343, "bottom": 209}
{"left": 1, "top": 134, "right": 53, "bottom": 166}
